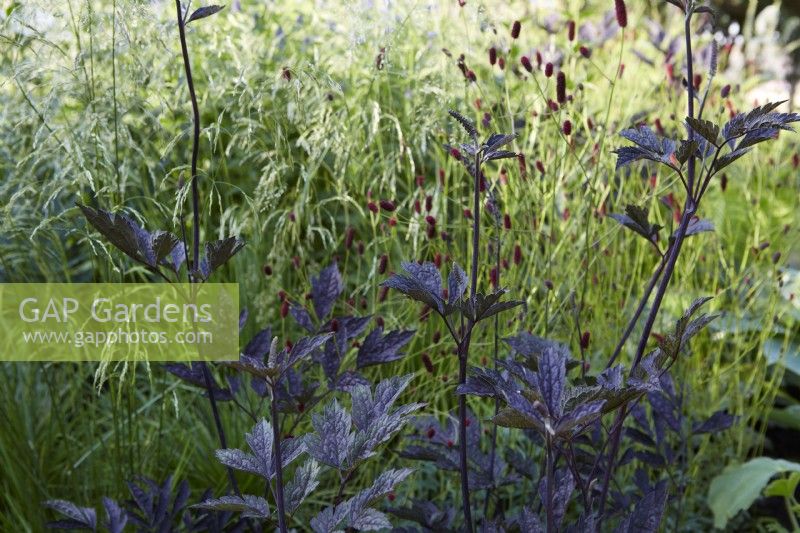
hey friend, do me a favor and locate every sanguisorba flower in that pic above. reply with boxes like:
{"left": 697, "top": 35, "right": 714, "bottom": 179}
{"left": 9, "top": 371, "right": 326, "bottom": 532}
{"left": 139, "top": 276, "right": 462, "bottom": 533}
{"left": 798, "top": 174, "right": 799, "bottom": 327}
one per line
{"left": 521, "top": 56, "right": 533, "bottom": 73}
{"left": 511, "top": 20, "right": 521, "bottom": 39}
{"left": 556, "top": 71, "right": 567, "bottom": 103}
{"left": 615, "top": 0, "right": 628, "bottom": 28}
{"left": 488, "top": 46, "right": 497, "bottom": 66}
{"left": 544, "top": 62, "right": 554, "bottom": 77}
{"left": 567, "top": 20, "right": 576, "bottom": 41}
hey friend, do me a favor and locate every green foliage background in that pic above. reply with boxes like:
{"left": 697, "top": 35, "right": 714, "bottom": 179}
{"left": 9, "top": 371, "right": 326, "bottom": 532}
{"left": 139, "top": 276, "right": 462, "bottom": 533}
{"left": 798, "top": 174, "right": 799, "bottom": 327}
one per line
{"left": 1, "top": 0, "right": 799, "bottom": 530}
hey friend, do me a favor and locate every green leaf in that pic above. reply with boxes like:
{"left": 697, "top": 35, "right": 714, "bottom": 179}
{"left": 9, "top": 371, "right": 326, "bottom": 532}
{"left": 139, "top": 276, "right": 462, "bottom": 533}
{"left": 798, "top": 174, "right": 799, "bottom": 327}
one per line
{"left": 708, "top": 458, "right": 800, "bottom": 529}
{"left": 764, "top": 472, "right": 800, "bottom": 498}
{"left": 763, "top": 338, "right": 800, "bottom": 377}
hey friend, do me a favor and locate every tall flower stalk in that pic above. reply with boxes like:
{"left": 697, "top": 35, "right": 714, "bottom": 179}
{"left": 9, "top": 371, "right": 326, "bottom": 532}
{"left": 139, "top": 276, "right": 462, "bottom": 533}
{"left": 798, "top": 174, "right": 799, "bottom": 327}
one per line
{"left": 174, "top": 0, "right": 239, "bottom": 496}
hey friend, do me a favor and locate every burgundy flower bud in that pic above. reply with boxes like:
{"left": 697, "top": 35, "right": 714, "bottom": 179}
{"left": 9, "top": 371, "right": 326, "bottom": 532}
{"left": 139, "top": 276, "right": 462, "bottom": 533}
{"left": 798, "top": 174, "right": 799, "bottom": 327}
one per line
{"left": 379, "top": 199, "right": 396, "bottom": 212}
{"left": 330, "top": 318, "right": 339, "bottom": 332}
{"left": 434, "top": 252, "right": 442, "bottom": 269}
{"left": 536, "top": 160, "right": 545, "bottom": 175}
{"left": 504, "top": 213, "right": 512, "bottom": 230}
{"left": 378, "top": 254, "right": 388, "bottom": 274}
{"left": 514, "top": 244, "right": 522, "bottom": 265}
{"left": 567, "top": 20, "right": 576, "bottom": 41}
{"left": 544, "top": 279, "right": 554, "bottom": 290}
{"left": 414, "top": 199, "right": 421, "bottom": 213}
{"left": 548, "top": 99, "right": 559, "bottom": 111}
{"left": 521, "top": 56, "right": 533, "bottom": 73}
{"left": 433, "top": 331, "right": 441, "bottom": 343}
{"left": 464, "top": 208, "right": 473, "bottom": 219}
{"left": 345, "top": 226, "right": 356, "bottom": 249}
{"left": 387, "top": 492, "right": 396, "bottom": 502}
{"left": 378, "top": 285, "right": 389, "bottom": 302}
{"left": 721, "top": 84, "right": 731, "bottom": 98}
{"left": 416, "top": 174, "right": 425, "bottom": 188}
{"left": 490, "top": 267, "right": 498, "bottom": 288}
{"left": 425, "top": 215, "right": 437, "bottom": 226}
{"left": 580, "top": 46, "right": 592, "bottom": 58}
{"left": 376, "top": 316, "right": 384, "bottom": 328}
{"left": 357, "top": 241, "right": 365, "bottom": 255}
{"left": 587, "top": 118, "right": 595, "bottom": 130}
{"left": 427, "top": 427, "right": 436, "bottom": 439}
{"left": 288, "top": 211, "right": 296, "bottom": 222}
{"left": 263, "top": 264, "right": 273, "bottom": 276}
{"left": 426, "top": 225, "right": 436, "bottom": 239}
{"left": 489, "top": 46, "right": 497, "bottom": 66}
{"left": 562, "top": 119, "right": 573, "bottom": 136}
{"left": 511, "top": 20, "right": 521, "bottom": 39}
{"left": 498, "top": 56, "right": 506, "bottom": 70}
{"left": 517, "top": 153, "right": 527, "bottom": 178}
{"left": 422, "top": 352, "right": 435, "bottom": 374}
{"left": 580, "top": 331, "right": 591, "bottom": 350}
{"left": 693, "top": 73, "right": 702, "bottom": 90}
{"left": 536, "top": 51, "right": 543, "bottom": 67}
{"left": 388, "top": 217, "right": 397, "bottom": 227}
{"left": 615, "top": 0, "right": 628, "bottom": 28}
{"left": 280, "top": 300, "right": 289, "bottom": 318}
{"left": 278, "top": 290, "right": 287, "bottom": 301}
{"left": 368, "top": 201, "right": 379, "bottom": 213}
{"left": 466, "top": 69, "right": 477, "bottom": 82}
{"left": 450, "top": 147, "right": 462, "bottom": 160}
{"left": 773, "top": 251, "right": 782, "bottom": 264}
{"left": 544, "top": 62, "right": 554, "bottom": 77}
{"left": 556, "top": 72, "right": 567, "bottom": 103}
{"left": 720, "top": 173, "right": 728, "bottom": 192}
{"left": 425, "top": 194, "right": 433, "bottom": 212}
{"left": 439, "top": 168, "right": 446, "bottom": 184}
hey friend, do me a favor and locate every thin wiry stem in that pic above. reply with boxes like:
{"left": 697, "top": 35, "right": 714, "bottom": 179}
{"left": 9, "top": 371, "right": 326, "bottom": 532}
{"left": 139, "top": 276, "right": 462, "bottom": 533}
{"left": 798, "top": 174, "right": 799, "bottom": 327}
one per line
{"left": 175, "top": 0, "right": 238, "bottom": 498}
{"left": 456, "top": 146, "right": 482, "bottom": 533}
{"left": 270, "top": 384, "right": 289, "bottom": 533}
{"left": 598, "top": 9, "right": 700, "bottom": 525}
{"left": 176, "top": 0, "right": 202, "bottom": 273}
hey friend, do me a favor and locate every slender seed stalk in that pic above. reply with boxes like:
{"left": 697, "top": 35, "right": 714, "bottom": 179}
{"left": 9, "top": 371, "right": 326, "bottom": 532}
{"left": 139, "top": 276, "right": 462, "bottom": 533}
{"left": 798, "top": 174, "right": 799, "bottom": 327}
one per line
{"left": 270, "top": 385, "right": 288, "bottom": 533}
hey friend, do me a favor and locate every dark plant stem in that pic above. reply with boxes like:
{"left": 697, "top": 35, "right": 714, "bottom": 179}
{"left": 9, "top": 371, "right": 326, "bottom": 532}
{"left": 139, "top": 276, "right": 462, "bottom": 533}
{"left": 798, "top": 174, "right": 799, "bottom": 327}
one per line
{"left": 200, "top": 364, "right": 240, "bottom": 495}
{"left": 175, "top": 1, "right": 238, "bottom": 498}
{"left": 605, "top": 254, "right": 668, "bottom": 369}
{"left": 483, "top": 236, "right": 502, "bottom": 519}
{"left": 456, "top": 149, "right": 482, "bottom": 533}
{"left": 176, "top": 0, "right": 201, "bottom": 271}
{"left": 545, "top": 438, "right": 555, "bottom": 533}
{"left": 598, "top": 9, "right": 699, "bottom": 526}
{"left": 270, "top": 386, "right": 288, "bottom": 533}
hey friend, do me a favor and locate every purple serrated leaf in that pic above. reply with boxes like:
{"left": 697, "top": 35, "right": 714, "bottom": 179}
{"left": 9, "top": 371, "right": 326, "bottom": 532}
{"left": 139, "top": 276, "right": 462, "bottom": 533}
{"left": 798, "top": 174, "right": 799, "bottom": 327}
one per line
{"left": 356, "top": 327, "right": 415, "bottom": 368}
{"left": 311, "top": 263, "right": 343, "bottom": 320}
{"left": 537, "top": 348, "right": 566, "bottom": 419}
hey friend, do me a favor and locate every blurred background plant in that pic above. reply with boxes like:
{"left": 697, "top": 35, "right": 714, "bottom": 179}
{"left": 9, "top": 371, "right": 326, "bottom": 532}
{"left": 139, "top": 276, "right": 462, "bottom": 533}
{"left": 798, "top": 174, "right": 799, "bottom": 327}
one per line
{"left": 0, "top": 0, "right": 799, "bottom": 530}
